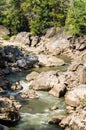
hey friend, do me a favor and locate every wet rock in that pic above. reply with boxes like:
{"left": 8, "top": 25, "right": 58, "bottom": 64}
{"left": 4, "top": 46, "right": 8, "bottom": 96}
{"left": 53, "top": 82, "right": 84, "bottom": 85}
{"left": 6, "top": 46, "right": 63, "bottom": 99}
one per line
{"left": 26, "top": 71, "right": 39, "bottom": 82}
{"left": 37, "top": 54, "right": 64, "bottom": 67}
{"left": 29, "top": 71, "right": 59, "bottom": 91}
{"left": 49, "top": 83, "right": 67, "bottom": 97}
{"left": 11, "top": 82, "right": 23, "bottom": 91}
{"left": 0, "top": 97, "right": 20, "bottom": 122}
{"left": 19, "top": 90, "right": 39, "bottom": 99}
{"left": 0, "top": 76, "right": 10, "bottom": 91}
{"left": 48, "top": 115, "right": 65, "bottom": 125}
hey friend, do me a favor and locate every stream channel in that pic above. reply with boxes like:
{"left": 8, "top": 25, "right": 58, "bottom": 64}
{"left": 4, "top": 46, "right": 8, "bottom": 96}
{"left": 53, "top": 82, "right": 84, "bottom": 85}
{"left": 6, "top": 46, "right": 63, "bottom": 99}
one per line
{"left": 6, "top": 55, "right": 71, "bottom": 130}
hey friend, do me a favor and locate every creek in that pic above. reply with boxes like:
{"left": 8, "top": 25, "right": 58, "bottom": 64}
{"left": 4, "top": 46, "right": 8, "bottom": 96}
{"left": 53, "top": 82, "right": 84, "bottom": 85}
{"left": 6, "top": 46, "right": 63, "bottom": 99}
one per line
{"left": 6, "top": 55, "right": 71, "bottom": 130}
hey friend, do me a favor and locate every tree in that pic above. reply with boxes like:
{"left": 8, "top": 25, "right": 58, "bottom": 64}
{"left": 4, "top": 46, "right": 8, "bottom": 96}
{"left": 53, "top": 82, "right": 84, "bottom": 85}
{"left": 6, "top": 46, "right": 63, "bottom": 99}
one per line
{"left": 65, "top": 0, "right": 86, "bottom": 35}
{"left": 21, "top": 0, "right": 69, "bottom": 35}
{"left": 2, "top": 0, "right": 29, "bottom": 35}
{"left": 3, "top": 9, "right": 29, "bottom": 35}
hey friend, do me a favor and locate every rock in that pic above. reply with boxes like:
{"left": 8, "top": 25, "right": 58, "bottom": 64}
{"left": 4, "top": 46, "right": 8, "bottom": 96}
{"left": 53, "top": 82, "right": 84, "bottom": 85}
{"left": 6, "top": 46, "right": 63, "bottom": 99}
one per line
{"left": 48, "top": 115, "right": 65, "bottom": 125}
{"left": 14, "top": 32, "right": 31, "bottom": 46}
{"left": 37, "top": 54, "right": 64, "bottom": 67}
{"left": 17, "top": 58, "right": 27, "bottom": 68}
{"left": 45, "top": 31, "right": 69, "bottom": 55}
{"left": 26, "top": 71, "right": 39, "bottom": 82}
{"left": 0, "top": 97, "right": 20, "bottom": 122}
{"left": 60, "top": 106, "right": 86, "bottom": 130}
{"left": 0, "top": 25, "right": 10, "bottom": 38}
{"left": 66, "top": 106, "right": 75, "bottom": 114}
{"left": 78, "top": 43, "right": 86, "bottom": 51}
{"left": 68, "top": 62, "right": 83, "bottom": 72}
{"left": 65, "top": 84, "right": 86, "bottom": 107}
{"left": 49, "top": 106, "right": 58, "bottom": 111}
{"left": 0, "top": 124, "right": 9, "bottom": 130}
{"left": 31, "top": 36, "right": 40, "bottom": 47}
{"left": 11, "top": 82, "right": 23, "bottom": 91}
{"left": 3, "top": 45, "right": 23, "bottom": 62}
{"left": 49, "top": 83, "right": 67, "bottom": 97}
{"left": 29, "top": 71, "right": 59, "bottom": 91}
{"left": 19, "top": 90, "right": 39, "bottom": 99}
{"left": 68, "top": 35, "right": 86, "bottom": 51}
{"left": 80, "top": 66, "right": 86, "bottom": 84}
{"left": 26, "top": 53, "right": 38, "bottom": 67}
{"left": 45, "top": 27, "right": 56, "bottom": 38}
{"left": 17, "top": 53, "right": 38, "bottom": 69}
{"left": 27, "top": 90, "right": 39, "bottom": 99}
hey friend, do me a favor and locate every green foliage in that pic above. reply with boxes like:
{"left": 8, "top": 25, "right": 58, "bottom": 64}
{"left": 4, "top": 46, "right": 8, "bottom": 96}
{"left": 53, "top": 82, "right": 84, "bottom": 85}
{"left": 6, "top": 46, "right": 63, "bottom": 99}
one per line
{"left": 3, "top": 9, "right": 29, "bottom": 35}
{"left": 80, "top": 96, "right": 86, "bottom": 106}
{"left": 0, "top": 0, "right": 86, "bottom": 36}
{"left": 65, "top": 0, "right": 86, "bottom": 35}
{"left": 2, "top": 35, "right": 10, "bottom": 40}
{"left": 21, "top": 0, "right": 69, "bottom": 35}
{"left": 0, "top": 0, "right": 29, "bottom": 35}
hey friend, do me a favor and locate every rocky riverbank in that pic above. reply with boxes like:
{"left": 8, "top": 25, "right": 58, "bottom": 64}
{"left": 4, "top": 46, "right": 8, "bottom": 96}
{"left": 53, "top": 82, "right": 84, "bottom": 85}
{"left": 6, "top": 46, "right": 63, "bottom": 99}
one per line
{"left": 0, "top": 27, "right": 86, "bottom": 130}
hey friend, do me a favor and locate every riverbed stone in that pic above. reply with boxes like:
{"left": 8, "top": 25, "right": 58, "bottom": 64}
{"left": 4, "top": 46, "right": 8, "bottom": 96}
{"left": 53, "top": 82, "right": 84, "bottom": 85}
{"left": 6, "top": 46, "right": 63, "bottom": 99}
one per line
{"left": 11, "top": 82, "right": 23, "bottom": 91}
{"left": 19, "top": 90, "right": 39, "bottom": 99}
{"left": 26, "top": 71, "right": 39, "bottom": 82}
{"left": 48, "top": 115, "right": 65, "bottom": 125}
{"left": 29, "top": 71, "right": 59, "bottom": 91}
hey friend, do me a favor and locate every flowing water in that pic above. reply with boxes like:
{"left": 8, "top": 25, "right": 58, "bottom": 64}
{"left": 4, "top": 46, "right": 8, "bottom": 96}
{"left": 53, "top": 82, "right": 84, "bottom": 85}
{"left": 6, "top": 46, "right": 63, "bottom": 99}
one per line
{"left": 9, "top": 91, "right": 66, "bottom": 130}
{"left": 6, "top": 55, "right": 71, "bottom": 130}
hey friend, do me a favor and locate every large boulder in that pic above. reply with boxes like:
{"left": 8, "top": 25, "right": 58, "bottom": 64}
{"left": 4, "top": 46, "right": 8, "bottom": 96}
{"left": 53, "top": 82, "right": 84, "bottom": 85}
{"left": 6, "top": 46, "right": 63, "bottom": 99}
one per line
{"left": 37, "top": 54, "right": 64, "bottom": 67}
{"left": 1, "top": 45, "right": 23, "bottom": 63}
{"left": 65, "top": 84, "right": 86, "bottom": 107}
{"left": 29, "top": 71, "right": 59, "bottom": 91}
{"left": 45, "top": 30, "right": 69, "bottom": 55}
